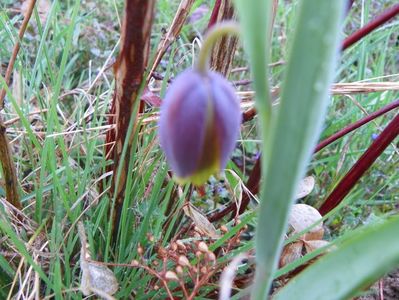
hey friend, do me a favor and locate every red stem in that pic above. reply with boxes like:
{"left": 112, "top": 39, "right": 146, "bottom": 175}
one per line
{"left": 207, "top": 0, "right": 222, "bottom": 29}
{"left": 209, "top": 3, "right": 399, "bottom": 222}
{"left": 315, "top": 99, "right": 399, "bottom": 152}
{"left": 209, "top": 99, "right": 399, "bottom": 222}
{"left": 319, "top": 112, "right": 399, "bottom": 215}
{"left": 342, "top": 4, "right": 399, "bottom": 50}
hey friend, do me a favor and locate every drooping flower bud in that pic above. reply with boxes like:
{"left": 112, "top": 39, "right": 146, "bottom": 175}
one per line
{"left": 158, "top": 68, "right": 241, "bottom": 185}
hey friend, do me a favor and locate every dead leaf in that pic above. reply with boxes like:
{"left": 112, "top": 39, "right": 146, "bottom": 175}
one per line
{"left": 279, "top": 241, "right": 304, "bottom": 268}
{"left": 141, "top": 87, "right": 162, "bottom": 107}
{"left": 303, "top": 239, "right": 330, "bottom": 253}
{"left": 288, "top": 204, "right": 324, "bottom": 240}
{"left": 183, "top": 203, "right": 220, "bottom": 238}
{"left": 296, "top": 176, "right": 315, "bottom": 199}
{"left": 78, "top": 222, "right": 118, "bottom": 299}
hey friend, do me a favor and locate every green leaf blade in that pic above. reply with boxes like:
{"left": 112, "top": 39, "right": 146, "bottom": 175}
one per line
{"left": 274, "top": 216, "right": 399, "bottom": 300}
{"left": 252, "top": 1, "right": 346, "bottom": 298}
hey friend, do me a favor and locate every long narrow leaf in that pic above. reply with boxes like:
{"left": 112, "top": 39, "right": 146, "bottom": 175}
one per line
{"left": 274, "top": 216, "right": 399, "bottom": 300}
{"left": 234, "top": 0, "right": 272, "bottom": 132}
{"left": 252, "top": 1, "right": 345, "bottom": 298}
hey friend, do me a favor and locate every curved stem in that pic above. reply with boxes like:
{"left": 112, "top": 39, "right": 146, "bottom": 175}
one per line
{"left": 196, "top": 21, "right": 240, "bottom": 74}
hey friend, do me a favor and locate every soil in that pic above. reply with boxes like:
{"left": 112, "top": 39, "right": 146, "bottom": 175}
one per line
{"left": 356, "top": 269, "right": 399, "bottom": 300}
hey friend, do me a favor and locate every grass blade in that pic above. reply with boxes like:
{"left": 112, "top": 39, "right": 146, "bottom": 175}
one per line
{"left": 252, "top": 1, "right": 345, "bottom": 298}
{"left": 234, "top": 0, "right": 272, "bottom": 132}
{"left": 274, "top": 216, "right": 399, "bottom": 300}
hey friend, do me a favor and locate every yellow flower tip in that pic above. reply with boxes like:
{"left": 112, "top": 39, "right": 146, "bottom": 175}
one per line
{"left": 173, "top": 161, "right": 220, "bottom": 186}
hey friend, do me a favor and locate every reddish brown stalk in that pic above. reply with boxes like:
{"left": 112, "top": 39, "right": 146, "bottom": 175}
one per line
{"left": 0, "top": 124, "right": 21, "bottom": 209}
{"left": 342, "top": 4, "right": 399, "bottom": 50}
{"left": 0, "top": 0, "right": 37, "bottom": 210}
{"left": 319, "top": 112, "right": 399, "bottom": 215}
{"left": 209, "top": 99, "right": 399, "bottom": 222}
{"left": 315, "top": 99, "right": 399, "bottom": 152}
{"left": 0, "top": 0, "right": 37, "bottom": 109}
{"left": 207, "top": 0, "right": 222, "bottom": 29}
{"left": 207, "top": 0, "right": 238, "bottom": 76}
{"left": 147, "top": 0, "right": 195, "bottom": 81}
{"left": 208, "top": 5, "right": 399, "bottom": 223}
{"left": 108, "top": 0, "right": 155, "bottom": 233}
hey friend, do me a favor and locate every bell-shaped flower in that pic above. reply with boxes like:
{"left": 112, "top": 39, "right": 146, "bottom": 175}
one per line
{"left": 158, "top": 68, "right": 241, "bottom": 185}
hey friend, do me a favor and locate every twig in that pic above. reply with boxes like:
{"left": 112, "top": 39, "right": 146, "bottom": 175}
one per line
{"left": 209, "top": 99, "right": 399, "bottom": 222}
{"left": 379, "top": 279, "right": 384, "bottom": 300}
{"left": 319, "top": 112, "right": 399, "bottom": 215}
{"left": 0, "top": 0, "right": 37, "bottom": 109}
{"left": 108, "top": 0, "right": 155, "bottom": 237}
{"left": 207, "top": 0, "right": 222, "bottom": 29}
{"left": 208, "top": 4, "right": 399, "bottom": 222}
{"left": 0, "top": 123, "right": 20, "bottom": 209}
{"left": 0, "top": 0, "right": 36, "bottom": 209}
{"left": 315, "top": 99, "right": 399, "bottom": 152}
{"left": 207, "top": 0, "right": 238, "bottom": 76}
{"left": 147, "top": 0, "right": 195, "bottom": 82}
{"left": 342, "top": 4, "right": 399, "bottom": 50}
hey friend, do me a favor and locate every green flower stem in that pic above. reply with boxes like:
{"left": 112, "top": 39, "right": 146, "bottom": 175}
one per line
{"left": 196, "top": 21, "right": 240, "bottom": 74}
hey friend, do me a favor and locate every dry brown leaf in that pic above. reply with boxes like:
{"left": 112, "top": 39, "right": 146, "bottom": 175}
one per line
{"left": 296, "top": 176, "right": 315, "bottom": 199}
{"left": 288, "top": 204, "right": 324, "bottom": 240}
{"left": 81, "top": 262, "right": 119, "bottom": 298}
{"left": 279, "top": 241, "right": 304, "bottom": 268}
{"left": 183, "top": 203, "right": 220, "bottom": 238}
{"left": 12, "top": 70, "right": 22, "bottom": 106}
{"left": 78, "top": 222, "right": 118, "bottom": 299}
{"left": 303, "top": 239, "right": 330, "bottom": 253}
{"left": 21, "top": 0, "right": 50, "bottom": 24}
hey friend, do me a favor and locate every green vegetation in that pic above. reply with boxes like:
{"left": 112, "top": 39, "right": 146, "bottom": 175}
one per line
{"left": 0, "top": 0, "right": 398, "bottom": 299}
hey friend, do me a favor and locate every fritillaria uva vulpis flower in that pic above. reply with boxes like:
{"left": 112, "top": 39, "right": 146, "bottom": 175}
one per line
{"left": 158, "top": 22, "right": 242, "bottom": 185}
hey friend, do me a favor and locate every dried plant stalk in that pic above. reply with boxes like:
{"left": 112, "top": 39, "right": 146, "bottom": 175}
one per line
{"left": 0, "top": 122, "right": 20, "bottom": 209}
{"left": 0, "top": 0, "right": 37, "bottom": 210}
{"left": 0, "top": 0, "right": 37, "bottom": 109}
{"left": 208, "top": 0, "right": 239, "bottom": 76}
{"left": 109, "top": 0, "right": 155, "bottom": 232}
{"left": 319, "top": 112, "right": 399, "bottom": 215}
{"left": 147, "top": 0, "right": 195, "bottom": 81}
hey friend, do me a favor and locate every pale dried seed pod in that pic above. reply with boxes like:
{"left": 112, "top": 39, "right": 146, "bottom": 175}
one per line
{"left": 137, "top": 245, "right": 144, "bottom": 256}
{"left": 131, "top": 260, "right": 140, "bottom": 267}
{"left": 207, "top": 251, "right": 216, "bottom": 263}
{"left": 220, "top": 225, "right": 228, "bottom": 233}
{"left": 147, "top": 233, "right": 155, "bottom": 243}
{"left": 171, "top": 242, "right": 178, "bottom": 251}
{"left": 165, "top": 271, "right": 179, "bottom": 281}
{"left": 176, "top": 240, "right": 186, "bottom": 251}
{"left": 176, "top": 265, "right": 184, "bottom": 275}
{"left": 198, "top": 241, "right": 209, "bottom": 253}
{"left": 200, "top": 266, "right": 208, "bottom": 274}
{"left": 158, "top": 247, "right": 167, "bottom": 257}
{"left": 178, "top": 255, "right": 191, "bottom": 267}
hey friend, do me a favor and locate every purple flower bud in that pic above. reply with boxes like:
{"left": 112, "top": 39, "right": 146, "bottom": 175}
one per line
{"left": 158, "top": 68, "right": 241, "bottom": 185}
